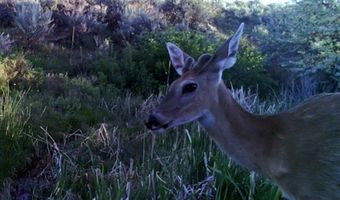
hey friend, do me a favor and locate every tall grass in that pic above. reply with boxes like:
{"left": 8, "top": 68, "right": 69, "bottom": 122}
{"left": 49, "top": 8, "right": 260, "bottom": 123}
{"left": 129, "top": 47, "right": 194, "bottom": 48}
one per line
{"left": 0, "top": 87, "right": 290, "bottom": 199}
{"left": 0, "top": 89, "right": 31, "bottom": 183}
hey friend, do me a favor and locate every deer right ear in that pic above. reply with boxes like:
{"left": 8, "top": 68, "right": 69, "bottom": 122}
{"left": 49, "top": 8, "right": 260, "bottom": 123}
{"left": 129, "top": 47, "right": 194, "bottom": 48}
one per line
{"left": 213, "top": 23, "right": 244, "bottom": 71}
{"left": 166, "top": 42, "right": 193, "bottom": 76}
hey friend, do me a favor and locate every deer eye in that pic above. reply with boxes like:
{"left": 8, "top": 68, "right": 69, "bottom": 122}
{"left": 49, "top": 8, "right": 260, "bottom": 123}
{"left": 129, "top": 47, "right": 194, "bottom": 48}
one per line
{"left": 182, "top": 83, "right": 198, "bottom": 95}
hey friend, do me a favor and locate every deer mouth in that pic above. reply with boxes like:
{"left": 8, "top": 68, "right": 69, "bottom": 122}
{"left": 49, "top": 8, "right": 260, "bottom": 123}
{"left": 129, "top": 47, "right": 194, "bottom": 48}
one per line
{"left": 145, "top": 114, "right": 172, "bottom": 132}
{"left": 145, "top": 121, "right": 172, "bottom": 132}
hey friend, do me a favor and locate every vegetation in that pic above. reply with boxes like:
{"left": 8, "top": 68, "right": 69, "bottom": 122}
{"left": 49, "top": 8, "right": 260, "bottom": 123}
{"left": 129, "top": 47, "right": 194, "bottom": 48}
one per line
{"left": 0, "top": 0, "right": 337, "bottom": 199}
{"left": 252, "top": 0, "right": 339, "bottom": 88}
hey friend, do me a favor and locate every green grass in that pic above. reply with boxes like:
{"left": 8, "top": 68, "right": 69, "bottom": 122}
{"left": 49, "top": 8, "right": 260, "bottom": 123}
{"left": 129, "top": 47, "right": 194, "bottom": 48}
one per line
{"left": 0, "top": 88, "right": 283, "bottom": 199}
{"left": 0, "top": 89, "right": 32, "bottom": 183}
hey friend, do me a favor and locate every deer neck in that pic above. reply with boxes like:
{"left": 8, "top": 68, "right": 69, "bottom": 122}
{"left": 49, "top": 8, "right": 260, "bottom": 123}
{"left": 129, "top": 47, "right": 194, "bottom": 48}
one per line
{"left": 198, "top": 83, "right": 275, "bottom": 173}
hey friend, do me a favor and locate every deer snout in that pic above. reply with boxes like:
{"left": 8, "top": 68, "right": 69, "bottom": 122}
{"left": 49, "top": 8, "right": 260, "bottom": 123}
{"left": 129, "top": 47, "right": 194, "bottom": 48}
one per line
{"left": 145, "top": 113, "right": 171, "bottom": 131}
{"left": 145, "top": 114, "right": 161, "bottom": 129}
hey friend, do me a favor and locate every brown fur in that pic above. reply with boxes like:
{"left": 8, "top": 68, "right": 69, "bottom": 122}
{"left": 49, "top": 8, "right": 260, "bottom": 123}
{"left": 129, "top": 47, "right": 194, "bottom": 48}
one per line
{"left": 200, "top": 83, "right": 340, "bottom": 200}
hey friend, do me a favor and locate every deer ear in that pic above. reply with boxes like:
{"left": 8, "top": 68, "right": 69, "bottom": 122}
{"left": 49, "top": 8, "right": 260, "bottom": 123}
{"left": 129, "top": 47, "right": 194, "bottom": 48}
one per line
{"left": 213, "top": 23, "right": 244, "bottom": 71}
{"left": 166, "top": 42, "right": 193, "bottom": 76}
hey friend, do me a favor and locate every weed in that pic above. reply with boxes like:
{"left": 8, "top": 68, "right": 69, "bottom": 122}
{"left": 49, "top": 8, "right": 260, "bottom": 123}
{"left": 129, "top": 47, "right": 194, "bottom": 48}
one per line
{"left": 0, "top": 89, "right": 32, "bottom": 183}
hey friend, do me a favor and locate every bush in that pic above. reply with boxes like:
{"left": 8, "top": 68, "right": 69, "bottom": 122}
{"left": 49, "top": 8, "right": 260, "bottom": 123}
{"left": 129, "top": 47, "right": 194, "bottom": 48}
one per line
{"left": 134, "top": 28, "right": 219, "bottom": 92}
{"left": 223, "top": 39, "right": 275, "bottom": 96}
{"left": 14, "top": 0, "right": 53, "bottom": 49}
{"left": 160, "top": 0, "right": 220, "bottom": 32}
{"left": 51, "top": 1, "right": 107, "bottom": 49}
{"left": 27, "top": 46, "right": 85, "bottom": 75}
{"left": 0, "top": 54, "right": 44, "bottom": 91}
{"left": 0, "top": 2, "right": 15, "bottom": 28}
{"left": 134, "top": 28, "right": 274, "bottom": 95}
{"left": 27, "top": 74, "right": 104, "bottom": 136}
{"left": 104, "top": 0, "right": 124, "bottom": 32}
{"left": 253, "top": 0, "right": 339, "bottom": 89}
{"left": 0, "top": 33, "right": 13, "bottom": 55}
{"left": 90, "top": 47, "right": 154, "bottom": 95}
{"left": 106, "top": 0, "right": 166, "bottom": 46}
{"left": 214, "top": 0, "right": 265, "bottom": 35}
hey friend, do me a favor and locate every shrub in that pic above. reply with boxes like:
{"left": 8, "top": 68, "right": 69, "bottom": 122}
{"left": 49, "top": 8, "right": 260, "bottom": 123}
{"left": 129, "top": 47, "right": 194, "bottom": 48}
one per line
{"left": 160, "top": 0, "right": 185, "bottom": 25}
{"left": 0, "top": 2, "right": 15, "bottom": 28}
{"left": 134, "top": 28, "right": 219, "bottom": 92}
{"left": 27, "top": 74, "right": 108, "bottom": 136}
{"left": 26, "top": 45, "right": 88, "bottom": 75}
{"left": 104, "top": 0, "right": 124, "bottom": 32}
{"left": 223, "top": 39, "right": 275, "bottom": 96}
{"left": 253, "top": 0, "right": 339, "bottom": 89}
{"left": 214, "top": 0, "right": 265, "bottom": 35}
{"left": 44, "top": 74, "right": 66, "bottom": 97}
{"left": 0, "top": 33, "right": 14, "bottom": 55}
{"left": 14, "top": 0, "right": 54, "bottom": 49}
{"left": 119, "top": 11, "right": 165, "bottom": 44}
{"left": 51, "top": 1, "right": 107, "bottom": 49}
{"left": 0, "top": 54, "right": 44, "bottom": 91}
{"left": 39, "top": 0, "right": 56, "bottom": 10}
{"left": 106, "top": 0, "right": 166, "bottom": 46}
{"left": 135, "top": 29, "right": 273, "bottom": 95}
{"left": 160, "top": 0, "right": 220, "bottom": 31}
{"left": 89, "top": 47, "right": 154, "bottom": 95}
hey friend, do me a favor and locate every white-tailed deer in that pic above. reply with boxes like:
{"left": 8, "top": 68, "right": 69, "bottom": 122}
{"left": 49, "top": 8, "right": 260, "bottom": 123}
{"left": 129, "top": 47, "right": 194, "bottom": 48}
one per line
{"left": 145, "top": 23, "right": 340, "bottom": 200}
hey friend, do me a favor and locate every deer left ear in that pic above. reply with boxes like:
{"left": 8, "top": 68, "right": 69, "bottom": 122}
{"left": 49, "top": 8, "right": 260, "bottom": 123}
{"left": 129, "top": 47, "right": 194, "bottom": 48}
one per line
{"left": 166, "top": 42, "right": 194, "bottom": 76}
{"left": 213, "top": 23, "right": 244, "bottom": 71}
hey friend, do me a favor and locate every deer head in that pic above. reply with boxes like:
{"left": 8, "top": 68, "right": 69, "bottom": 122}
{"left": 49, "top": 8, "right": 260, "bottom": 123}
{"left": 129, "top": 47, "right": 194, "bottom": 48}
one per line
{"left": 145, "top": 23, "right": 244, "bottom": 133}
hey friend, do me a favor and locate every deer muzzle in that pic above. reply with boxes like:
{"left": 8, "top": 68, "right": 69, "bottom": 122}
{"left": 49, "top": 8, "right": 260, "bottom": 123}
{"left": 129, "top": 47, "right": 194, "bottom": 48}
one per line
{"left": 145, "top": 113, "right": 171, "bottom": 132}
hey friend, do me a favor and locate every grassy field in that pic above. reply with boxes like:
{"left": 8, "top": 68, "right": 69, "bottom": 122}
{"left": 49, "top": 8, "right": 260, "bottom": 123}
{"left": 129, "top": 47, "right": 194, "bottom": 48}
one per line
{"left": 1, "top": 83, "right": 316, "bottom": 199}
{"left": 0, "top": 0, "right": 335, "bottom": 199}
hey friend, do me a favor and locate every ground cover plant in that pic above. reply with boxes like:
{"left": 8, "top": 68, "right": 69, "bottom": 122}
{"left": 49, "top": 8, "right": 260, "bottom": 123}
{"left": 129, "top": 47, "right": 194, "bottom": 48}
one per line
{"left": 0, "top": 0, "right": 338, "bottom": 199}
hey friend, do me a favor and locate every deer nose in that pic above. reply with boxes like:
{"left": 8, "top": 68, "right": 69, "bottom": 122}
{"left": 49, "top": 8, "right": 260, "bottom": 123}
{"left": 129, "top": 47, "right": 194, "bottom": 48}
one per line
{"left": 145, "top": 114, "right": 161, "bottom": 130}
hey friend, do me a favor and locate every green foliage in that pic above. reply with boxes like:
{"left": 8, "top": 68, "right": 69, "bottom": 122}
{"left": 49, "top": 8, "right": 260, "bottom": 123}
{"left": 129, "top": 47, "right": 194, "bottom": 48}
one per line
{"left": 215, "top": 0, "right": 265, "bottom": 34}
{"left": 0, "top": 54, "right": 44, "bottom": 91}
{"left": 224, "top": 39, "right": 274, "bottom": 95}
{"left": 85, "top": 29, "right": 223, "bottom": 95}
{"left": 90, "top": 48, "right": 154, "bottom": 96}
{"left": 27, "top": 74, "right": 106, "bottom": 137}
{"left": 254, "top": 0, "right": 339, "bottom": 88}
{"left": 136, "top": 29, "right": 273, "bottom": 95}
{"left": 27, "top": 51, "right": 68, "bottom": 74}
{"left": 135, "top": 29, "right": 219, "bottom": 92}
{"left": 27, "top": 46, "right": 91, "bottom": 75}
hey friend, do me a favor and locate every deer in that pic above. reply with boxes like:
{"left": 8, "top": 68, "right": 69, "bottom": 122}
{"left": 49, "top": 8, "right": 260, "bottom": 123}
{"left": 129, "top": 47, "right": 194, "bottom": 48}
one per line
{"left": 145, "top": 23, "right": 340, "bottom": 200}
